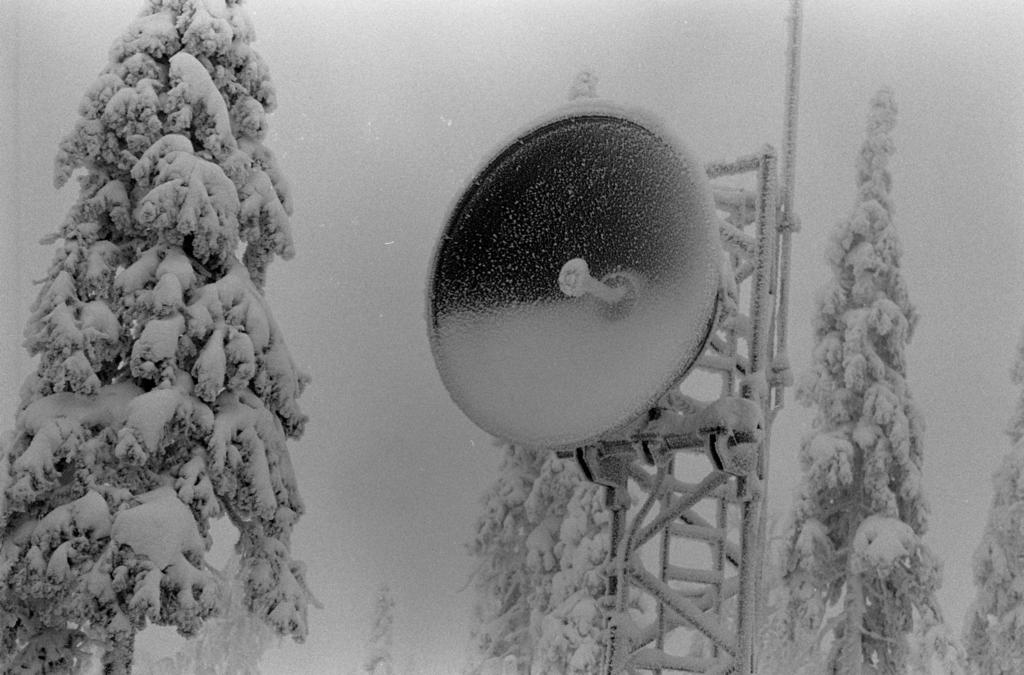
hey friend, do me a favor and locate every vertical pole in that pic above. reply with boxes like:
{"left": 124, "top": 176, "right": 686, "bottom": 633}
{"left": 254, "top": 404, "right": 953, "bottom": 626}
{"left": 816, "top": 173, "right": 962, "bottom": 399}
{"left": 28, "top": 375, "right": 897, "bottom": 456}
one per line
{"left": 775, "top": 0, "right": 802, "bottom": 410}
{"left": 754, "top": 5, "right": 802, "bottom": 671}
{"left": 780, "top": 0, "right": 802, "bottom": 217}
{"left": 746, "top": 147, "right": 777, "bottom": 396}
{"left": 602, "top": 482, "right": 628, "bottom": 675}
{"left": 654, "top": 457, "right": 673, "bottom": 674}
{"left": 736, "top": 490, "right": 759, "bottom": 674}
{"left": 711, "top": 492, "right": 728, "bottom": 661}
{"left": 736, "top": 148, "right": 777, "bottom": 675}
{"left": 712, "top": 326, "right": 734, "bottom": 663}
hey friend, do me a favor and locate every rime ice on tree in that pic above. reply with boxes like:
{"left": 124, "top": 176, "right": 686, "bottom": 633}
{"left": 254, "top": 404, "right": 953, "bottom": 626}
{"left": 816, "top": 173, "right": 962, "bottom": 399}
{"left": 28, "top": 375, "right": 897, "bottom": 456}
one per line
{"left": 529, "top": 470, "right": 610, "bottom": 675}
{"left": 467, "top": 444, "right": 615, "bottom": 675}
{"left": 131, "top": 554, "right": 278, "bottom": 675}
{"left": 363, "top": 584, "right": 395, "bottom": 675}
{"left": 0, "top": 2, "right": 312, "bottom": 672}
{"left": 780, "top": 88, "right": 956, "bottom": 673}
{"left": 962, "top": 330, "right": 1024, "bottom": 673}
{"left": 467, "top": 443, "right": 546, "bottom": 673}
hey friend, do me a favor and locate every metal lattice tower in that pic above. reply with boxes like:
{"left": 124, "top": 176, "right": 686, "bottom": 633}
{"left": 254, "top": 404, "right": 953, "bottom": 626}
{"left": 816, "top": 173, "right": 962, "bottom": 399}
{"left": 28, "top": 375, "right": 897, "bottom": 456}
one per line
{"left": 427, "top": 1, "right": 802, "bottom": 670}
{"left": 567, "top": 3, "right": 803, "bottom": 672}
{"left": 567, "top": 145, "right": 789, "bottom": 675}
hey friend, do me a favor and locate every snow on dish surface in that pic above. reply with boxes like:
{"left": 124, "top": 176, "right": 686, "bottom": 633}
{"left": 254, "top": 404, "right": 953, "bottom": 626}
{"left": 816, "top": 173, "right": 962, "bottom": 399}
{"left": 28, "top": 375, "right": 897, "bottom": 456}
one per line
{"left": 428, "top": 104, "right": 720, "bottom": 448}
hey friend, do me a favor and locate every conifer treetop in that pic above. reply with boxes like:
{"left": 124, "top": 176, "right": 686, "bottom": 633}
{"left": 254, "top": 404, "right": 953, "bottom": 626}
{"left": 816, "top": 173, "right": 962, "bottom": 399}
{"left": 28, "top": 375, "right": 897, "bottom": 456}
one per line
{"left": 1, "top": 2, "right": 312, "bottom": 672}
{"left": 781, "top": 88, "right": 952, "bottom": 674}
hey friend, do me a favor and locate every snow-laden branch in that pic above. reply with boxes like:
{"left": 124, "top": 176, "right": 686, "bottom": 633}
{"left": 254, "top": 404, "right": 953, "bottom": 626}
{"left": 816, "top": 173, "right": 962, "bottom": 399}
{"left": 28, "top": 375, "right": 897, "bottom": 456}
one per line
{"left": 2, "top": 1, "right": 309, "bottom": 671}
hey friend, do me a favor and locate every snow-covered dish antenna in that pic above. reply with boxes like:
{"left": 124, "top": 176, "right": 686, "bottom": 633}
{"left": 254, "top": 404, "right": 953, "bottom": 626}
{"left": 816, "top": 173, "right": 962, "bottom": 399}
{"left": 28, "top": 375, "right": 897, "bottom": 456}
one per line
{"left": 426, "top": 103, "right": 721, "bottom": 448}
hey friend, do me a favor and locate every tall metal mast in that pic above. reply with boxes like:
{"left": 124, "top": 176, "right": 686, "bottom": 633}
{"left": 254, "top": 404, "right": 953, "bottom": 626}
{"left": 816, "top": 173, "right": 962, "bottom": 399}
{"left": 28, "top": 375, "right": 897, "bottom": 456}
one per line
{"left": 578, "top": 2, "right": 804, "bottom": 672}
{"left": 426, "top": 2, "right": 804, "bottom": 672}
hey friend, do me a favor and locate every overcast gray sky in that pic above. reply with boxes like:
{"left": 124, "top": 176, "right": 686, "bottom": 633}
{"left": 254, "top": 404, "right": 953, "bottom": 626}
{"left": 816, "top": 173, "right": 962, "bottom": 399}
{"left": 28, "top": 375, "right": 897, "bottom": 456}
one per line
{"left": 2, "top": 0, "right": 1023, "bottom": 671}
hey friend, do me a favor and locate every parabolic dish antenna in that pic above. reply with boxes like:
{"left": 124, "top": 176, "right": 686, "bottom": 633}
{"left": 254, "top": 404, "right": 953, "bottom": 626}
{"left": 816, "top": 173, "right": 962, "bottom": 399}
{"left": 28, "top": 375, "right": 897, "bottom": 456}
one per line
{"left": 427, "top": 104, "right": 721, "bottom": 448}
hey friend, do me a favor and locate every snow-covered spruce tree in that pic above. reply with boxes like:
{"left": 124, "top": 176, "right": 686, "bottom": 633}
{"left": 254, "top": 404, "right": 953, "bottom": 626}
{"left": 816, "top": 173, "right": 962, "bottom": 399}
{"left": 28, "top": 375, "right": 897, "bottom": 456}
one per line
{"left": 467, "top": 445, "right": 613, "bottom": 675}
{"left": 527, "top": 462, "right": 610, "bottom": 675}
{"left": 0, "top": 1, "right": 311, "bottom": 672}
{"left": 467, "top": 443, "right": 547, "bottom": 673}
{"left": 780, "top": 88, "right": 948, "bottom": 674}
{"left": 132, "top": 554, "right": 278, "bottom": 675}
{"left": 962, "top": 331, "right": 1024, "bottom": 674}
{"left": 363, "top": 584, "right": 395, "bottom": 675}
{"left": 760, "top": 514, "right": 827, "bottom": 675}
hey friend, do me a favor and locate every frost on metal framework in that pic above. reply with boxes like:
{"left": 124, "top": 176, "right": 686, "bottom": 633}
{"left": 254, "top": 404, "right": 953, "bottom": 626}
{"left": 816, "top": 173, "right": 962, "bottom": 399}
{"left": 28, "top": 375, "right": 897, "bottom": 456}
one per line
{"left": 1, "top": 1, "right": 312, "bottom": 673}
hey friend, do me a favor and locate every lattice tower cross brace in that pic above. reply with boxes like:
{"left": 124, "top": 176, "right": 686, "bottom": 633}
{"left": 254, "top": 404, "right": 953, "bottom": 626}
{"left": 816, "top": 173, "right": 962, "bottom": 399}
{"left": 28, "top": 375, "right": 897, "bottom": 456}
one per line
{"left": 572, "top": 2, "right": 801, "bottom": 671}
{"left": 570, "top": 143, "right": 787, "bottom": 675}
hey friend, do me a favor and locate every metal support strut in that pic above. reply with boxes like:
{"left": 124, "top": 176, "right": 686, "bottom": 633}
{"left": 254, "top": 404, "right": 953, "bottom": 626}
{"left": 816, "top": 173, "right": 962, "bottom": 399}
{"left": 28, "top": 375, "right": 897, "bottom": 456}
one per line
{"left": 564, "top": 140, "right": 794, "bottom": 674}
